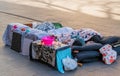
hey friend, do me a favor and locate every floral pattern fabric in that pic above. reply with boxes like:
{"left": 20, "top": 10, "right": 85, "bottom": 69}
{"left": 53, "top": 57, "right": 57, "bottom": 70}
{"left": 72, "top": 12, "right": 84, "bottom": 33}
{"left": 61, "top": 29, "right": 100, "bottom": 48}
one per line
{"left": 71, "top": 28, "right": 102, "bottom": 41}
{"left": 99, "top": 44, "right": 117, "bottom": 64}
{"left": 32, "top": 40, "right": 68, "bottom": 67}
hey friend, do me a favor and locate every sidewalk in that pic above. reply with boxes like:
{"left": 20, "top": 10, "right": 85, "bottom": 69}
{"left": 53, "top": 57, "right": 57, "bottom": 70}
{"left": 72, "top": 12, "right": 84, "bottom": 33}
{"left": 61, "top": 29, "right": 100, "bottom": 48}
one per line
{"left": 0, "top": 0, "right": 120, "bottom": 76}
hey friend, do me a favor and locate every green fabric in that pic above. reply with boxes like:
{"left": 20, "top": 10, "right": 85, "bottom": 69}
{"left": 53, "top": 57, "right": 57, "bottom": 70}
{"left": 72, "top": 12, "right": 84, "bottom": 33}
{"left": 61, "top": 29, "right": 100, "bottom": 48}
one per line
{"left": 53, "top": 23, "right": 63, "bottom": 29}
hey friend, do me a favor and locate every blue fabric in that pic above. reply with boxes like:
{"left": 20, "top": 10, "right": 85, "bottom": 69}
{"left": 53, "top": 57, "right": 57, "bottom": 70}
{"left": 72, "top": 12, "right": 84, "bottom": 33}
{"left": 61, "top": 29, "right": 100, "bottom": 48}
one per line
{"left": 77, "top": 37, "right": 85, "bottom": 45}
{"left": 35, "top": 22, "right": 55, "bottom": 32}
{"left": 56, "top": 47, "right": 72, "bottom": 73}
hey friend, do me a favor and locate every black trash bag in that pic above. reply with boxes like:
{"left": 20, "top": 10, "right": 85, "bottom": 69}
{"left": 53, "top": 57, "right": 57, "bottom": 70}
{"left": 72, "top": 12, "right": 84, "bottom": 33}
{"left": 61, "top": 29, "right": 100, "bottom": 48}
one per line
{"left": 89, "top": 35, "right": 102, "bottom": 43}
{"left": 110, "top": 40, "right": 120, "bottom": 55}
{"left": 72, "top": 39, "right": 83, "bottom": 46}
{"left": 90, "top": 35, "right": 120, "bottom": 45}
{"left": 72, "top": 43, "right": 103, "bottom": 52}
{"left": 101, "top": 36, "right": 120, "bottom": 44}
{"left": 81, "top": 58, "right": 101, "bottom": 63}
{"left": 75, "top": 51, "right": 102, "bottom": 63}
{"left": 113, "top": 46, "right": 120, "bottom": 55}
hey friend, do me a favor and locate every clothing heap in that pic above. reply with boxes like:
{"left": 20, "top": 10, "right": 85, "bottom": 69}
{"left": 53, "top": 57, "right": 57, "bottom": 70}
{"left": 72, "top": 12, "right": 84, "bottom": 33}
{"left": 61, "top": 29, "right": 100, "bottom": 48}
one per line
{"left": 2, "top": 22, "right": 120, "bottom": 73}
{"left": 72, "top": 35, "right": 120, "bottom": 64}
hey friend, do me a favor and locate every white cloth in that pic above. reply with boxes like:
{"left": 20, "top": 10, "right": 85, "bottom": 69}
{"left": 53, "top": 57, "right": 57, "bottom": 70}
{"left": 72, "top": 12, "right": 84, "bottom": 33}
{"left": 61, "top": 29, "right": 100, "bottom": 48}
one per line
{"left": 21, "top": 38, "right": 33, "bottom": 56}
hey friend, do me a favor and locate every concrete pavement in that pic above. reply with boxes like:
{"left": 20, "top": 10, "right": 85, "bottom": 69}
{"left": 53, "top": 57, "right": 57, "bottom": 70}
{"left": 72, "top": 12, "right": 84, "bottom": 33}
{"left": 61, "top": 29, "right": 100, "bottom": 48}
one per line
{"left": 0, "top": 0, "right": 120, "bottom": 76}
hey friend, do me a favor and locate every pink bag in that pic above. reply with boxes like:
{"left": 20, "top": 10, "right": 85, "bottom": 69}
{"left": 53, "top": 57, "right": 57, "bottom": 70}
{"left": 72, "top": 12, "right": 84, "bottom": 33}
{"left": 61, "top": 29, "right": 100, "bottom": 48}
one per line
{"left": 41, "top": 36, "right": 55, "bottom": 46}
{"left": 99, "top": 44, "right": 117, "bottom": 64}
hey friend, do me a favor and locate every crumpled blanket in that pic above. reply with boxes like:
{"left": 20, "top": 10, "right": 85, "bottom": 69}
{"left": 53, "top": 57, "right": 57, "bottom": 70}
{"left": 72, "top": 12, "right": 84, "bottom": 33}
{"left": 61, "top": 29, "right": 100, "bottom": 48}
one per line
{"left": 34, "top": 22, "right": 55, "bottom": 32}
{"left": 48, "top": 27, "right": 74, "bottom": 45}
{"left": 25, "top": 28, "right": 49, "bottom": 40}
{"left": 2, "top": 23, "right": 29, "bottom": 46}
{"left": 72, "top": 28, "right": 102, "bottom": 41}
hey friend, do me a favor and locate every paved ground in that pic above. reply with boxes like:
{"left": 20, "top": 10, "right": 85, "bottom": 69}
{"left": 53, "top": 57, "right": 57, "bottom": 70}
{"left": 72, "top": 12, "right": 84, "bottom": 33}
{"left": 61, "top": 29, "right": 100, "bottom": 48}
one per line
{"left": 0, "top": 0, "right": 120, "bottom": 76}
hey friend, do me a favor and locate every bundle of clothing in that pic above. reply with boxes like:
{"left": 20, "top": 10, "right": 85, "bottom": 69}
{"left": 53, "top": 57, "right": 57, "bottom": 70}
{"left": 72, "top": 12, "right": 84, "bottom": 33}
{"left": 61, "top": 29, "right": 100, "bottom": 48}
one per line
{"left": 72, "top": 35, "right": 120, "bottom": 64}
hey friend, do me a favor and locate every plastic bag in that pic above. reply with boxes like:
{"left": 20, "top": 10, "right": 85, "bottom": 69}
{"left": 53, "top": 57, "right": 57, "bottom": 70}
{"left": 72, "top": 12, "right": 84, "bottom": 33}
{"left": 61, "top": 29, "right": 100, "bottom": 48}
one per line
{"left": 62, "top": 56, "right": 77, "bottom": 71}
{"left": 99, "top": 44, "right": 117, "bottom": 64}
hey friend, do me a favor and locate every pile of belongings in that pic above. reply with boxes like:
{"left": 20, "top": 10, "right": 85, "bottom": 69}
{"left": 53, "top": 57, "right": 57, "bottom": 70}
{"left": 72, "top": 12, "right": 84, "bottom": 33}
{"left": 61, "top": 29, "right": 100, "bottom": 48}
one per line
{"left": 2, "top": 21, "right": 120, "bottom": 73}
